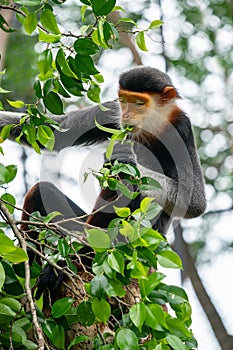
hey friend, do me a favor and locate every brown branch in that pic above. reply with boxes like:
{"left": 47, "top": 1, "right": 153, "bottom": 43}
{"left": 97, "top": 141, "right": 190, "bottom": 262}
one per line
{"left": 173, "top": 221, "right": 233, "bottom": 350}
{"left": 0, "top": 200, "right": 45, "bottom": 350}
{"left": 107, "top": 11, "right": 143, "bottom": 65}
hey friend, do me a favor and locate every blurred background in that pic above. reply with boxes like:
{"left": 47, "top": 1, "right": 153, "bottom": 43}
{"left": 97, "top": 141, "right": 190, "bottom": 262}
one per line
{"left": 0, "top": 0, "right": 233, "bottom": 348}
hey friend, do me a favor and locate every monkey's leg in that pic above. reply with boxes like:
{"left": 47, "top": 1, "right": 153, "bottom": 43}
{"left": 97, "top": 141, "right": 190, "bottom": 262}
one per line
{"left": 21, "top": 181, "right": 86, "bottom": 261}
{"left": 20, "top": 181, "right": 89, "bottom": 299}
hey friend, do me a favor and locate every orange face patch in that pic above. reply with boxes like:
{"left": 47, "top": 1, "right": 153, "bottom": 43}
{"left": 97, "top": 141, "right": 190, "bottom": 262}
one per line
{"left": 118, "top": 89, "right": 154, "bottom": 107}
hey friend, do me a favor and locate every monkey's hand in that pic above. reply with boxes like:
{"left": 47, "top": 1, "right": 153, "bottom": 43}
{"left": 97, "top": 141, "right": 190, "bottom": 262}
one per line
{"left": 105, "top": 142, "right": 136, "bottom": 166}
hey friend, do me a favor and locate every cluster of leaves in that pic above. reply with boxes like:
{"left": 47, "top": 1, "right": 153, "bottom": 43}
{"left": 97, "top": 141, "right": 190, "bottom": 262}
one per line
{"left": 0, "top": 153, "right": 197, "bottom": 349}
{"left": 0, "top": 0, "right": 162, "bottom": 154}
{"left": 0, "top": 164, "right": 35, "bottom": 349}
{"left": 16, "top": 197, "right": 197, "bottom": 349}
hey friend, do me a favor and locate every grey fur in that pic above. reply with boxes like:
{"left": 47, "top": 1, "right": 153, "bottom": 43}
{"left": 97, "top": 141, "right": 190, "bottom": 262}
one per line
{"left": 0, "top": 67, "right": 206, "bottom": 231}
{"left": 0, "top": 100, "right": 120, "bottom": 151}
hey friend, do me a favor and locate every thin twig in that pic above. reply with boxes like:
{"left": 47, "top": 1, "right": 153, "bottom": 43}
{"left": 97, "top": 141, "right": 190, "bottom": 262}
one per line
{"left": 0, "top": 201, "right": 45, "bottom": 350}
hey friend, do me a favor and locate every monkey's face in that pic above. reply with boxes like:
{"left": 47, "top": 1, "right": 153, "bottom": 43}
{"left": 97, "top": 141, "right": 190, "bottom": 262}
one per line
{"left": 118, "top": 89, "right": 153, "bottom": 126}
{"left": 118, "top": 89, "right": 173, "bottom": 140}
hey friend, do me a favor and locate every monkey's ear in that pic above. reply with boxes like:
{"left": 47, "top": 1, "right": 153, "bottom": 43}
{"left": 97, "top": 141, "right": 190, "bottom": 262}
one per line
{"left": 161, "top": 86, "right": 180, "bottom": 101}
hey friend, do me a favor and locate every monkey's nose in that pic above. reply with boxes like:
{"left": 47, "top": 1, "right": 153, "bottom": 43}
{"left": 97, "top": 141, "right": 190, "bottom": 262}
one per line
{"left": 122, "top": 112, "right": 130, "bottom": 120}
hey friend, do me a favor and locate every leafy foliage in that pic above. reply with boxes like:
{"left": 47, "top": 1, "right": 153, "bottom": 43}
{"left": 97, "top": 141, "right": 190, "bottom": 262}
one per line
{"left": 0, "top": 1, "right": 198, "bottom": 349}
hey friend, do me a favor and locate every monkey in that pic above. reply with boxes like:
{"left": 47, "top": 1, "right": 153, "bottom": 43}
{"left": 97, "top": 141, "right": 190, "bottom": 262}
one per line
{"left": 0, "top": 66, "right": 206, "bottom": 297}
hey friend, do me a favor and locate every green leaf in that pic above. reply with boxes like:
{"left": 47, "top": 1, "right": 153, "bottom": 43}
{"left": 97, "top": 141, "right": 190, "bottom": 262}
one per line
{"left": 58, "top": 238, "right": 70, "bottom": 257}
{"left": 117, "top": 182, "right": 137, "bottom": 200}
{"left": 155, "top": 345, "right": 170, "bottom": 350}
{"left": 140, "top": 197, "right": 154, "bottom": 214}
{"left": 60, "top": 74, "right": 84, "bottom": 96}
{"left": 52, "top": 297, "right": 74, "bottom": 318}
{"left": 118, "top": 17, "right": 137, "bottom": 26}
{"left": 111, "top": 162, "right": 138, "bottom": 177}
{"left": 43, "top": 321, "right": 65, "bottom": 350}
{"left": 161, "top": 285, "right": 189, "bottom": 303}
{"left": 146, "top": 304, "right": 167, "bottom": 330}
{"left": 40, "top": 9, "right": 60, "bottom": 34}
{"left": 74, "top": 38, "right": 99, "bottom": 55}
{"left": 43, "top": 91, "right": 64, "bottom": 115}
{"left": 107, "top": 251, "right": 125, "bottom": 275}
{"left": 22, "top": 123, "right": 36, "bottom": 144}
{"left": 37, "top": 49, "right": 52, "bottom": 77}
{"left": 116, "top": 329, "right": 139, "bottom": 350}
{"left": 24, "top": 13, "right": 37, "bottom": 34}
{"left": 149, "top": 20, "right": 163, "bottom": 30}
{"left": 166, "top": 335, "right": 186, "bottom": 350}
{"left": 87, "top": 82, "right": 100, "bottom": 103}
{"left": 37, "top": 125, "right": 55, "bottom": 151}
{"left": 86, "top": 228, "right": 110, "bottom": 252}
{"left": 15, "top": 0, "right": 41, "bottom": 5}
{"left": 119, "top": 220, "right": 135, "bottom": 240}
{"left": 0, "top": 86, "right": 11, "bottom": 93}
{"left": 1, "top": 247, "right": 28, "bottom": 263}
{"left": 157, "top": 250, "right": 183, "bottom": 269}
{"left": 33, "top": 80, "right": 43, "bottom": 98}
{"left": 0, "top": 164, "right": 17, "bottom": 185}
{"left": 90, "top": 275, "right": 108, "bottom": 298}
{"left": 77, "top": 301, "right": 95, "bottom": 326}
{"left": 1, "top": 261, "right": 24, "bottom": 295}
{"left": 0, "top": 14, "right": 15, "bottom": 32}
{"left": 139, "top": 272, "right": 165, "bottom": 297}
{"left": 94, "top": 119, "right": 120, "bottom": 135}
{"left": 135, "top": 31, "right": 148, "bottom": 52}
{"left": 7, "top": 100, "right": 25, "bottom": 108}
{"left": 0, "top": 233, "right": 18, "bottom": 255}
{"left": 91, "top": 0, "right": 116, "bottom": 16}
{"left": 112, "top": 5, "right": 125, "bottom": 12}
{"left": 75, "top": 54, "right": 99, "bottom": 75}
{"left": 92, "top": 29, "right": 100, "bottom": 46}
{"left": 129, "top": 302, "right": 146, "bottom": 332}
{"left": 0, "top": 262, "right": 5, "bottom": 292}
{"left": 81, "top": 5, "right": 88, "bottom": 22}
{"left": 0, "top": 124, "right": 12, "bottom": 141}
{"left": 106, "top": 279, "right": 126, "bottom": 297}
{"left": 0, "top": 304, "right": 16, "bottom": 326}
{"left": 38, "top": 28, "right": 61, "bottom": 43}
{"left": 105, "top": 138, "right": 115, "bottom": 160}
{"left": 166, "top": 317, "right": 192, "bottom": 338}
{"left": 140, "top": 228, "right": 165, "bottom": 245}
{"left": 1, "top": 193, "right": 16, "bottom": 214}
{"left": 68, "top": 336, "right": 90, "bottom": 350}
{"left": 97, "top": 18, "right": 109, "bottom": 48}
{"left": 139, "top": 176, "right": 162, "bottom": 191}
{"left": 92, "top": 298, "right": 111, "bottom": 323}
{"left": 114, "top": 206, "right": 131, "bottom": 218}
{"left": 56, "top": 48, "right": 77, "bottom": 78}
{"left": 0, "top": 297, "right": 21, "bottom": 313}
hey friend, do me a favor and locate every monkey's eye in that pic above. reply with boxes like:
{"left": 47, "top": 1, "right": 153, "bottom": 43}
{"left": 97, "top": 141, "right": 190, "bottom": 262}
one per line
{"left": 135, "top": 99, "right": 145, "bottom": 106}
{"left": 119, "top": 96, "right": 127, "bottom": 103}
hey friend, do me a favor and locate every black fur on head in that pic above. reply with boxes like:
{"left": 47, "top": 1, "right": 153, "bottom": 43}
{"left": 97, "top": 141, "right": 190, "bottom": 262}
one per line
{"left": 119, "top": 66, "right": 174, "bottom": 93}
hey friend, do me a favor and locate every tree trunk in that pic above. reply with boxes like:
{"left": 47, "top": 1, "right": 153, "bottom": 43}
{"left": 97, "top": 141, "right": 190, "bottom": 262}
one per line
{"left": 173, "top": 222, "right": 233, "bottom": 350}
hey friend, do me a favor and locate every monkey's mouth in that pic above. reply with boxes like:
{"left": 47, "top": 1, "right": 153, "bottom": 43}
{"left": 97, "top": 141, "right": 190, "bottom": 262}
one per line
{"left": 122, "top": 124, "right": 134, "bottom": 132}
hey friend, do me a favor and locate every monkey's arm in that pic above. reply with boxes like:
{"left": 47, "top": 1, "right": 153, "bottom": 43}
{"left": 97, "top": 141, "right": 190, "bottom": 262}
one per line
{"left": 0, "top": 100, "right": 120, "bottom": 150}
{"left": 138, "top": 117, "right": 206, "bottom": 220}
{"left": 138, "top": 164, "right": 206, "bottom": 220}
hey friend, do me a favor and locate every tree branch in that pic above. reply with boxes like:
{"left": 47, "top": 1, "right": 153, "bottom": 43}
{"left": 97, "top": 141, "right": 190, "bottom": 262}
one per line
{"left": 0, "top": 200, "right": 45, "bottom": 350}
